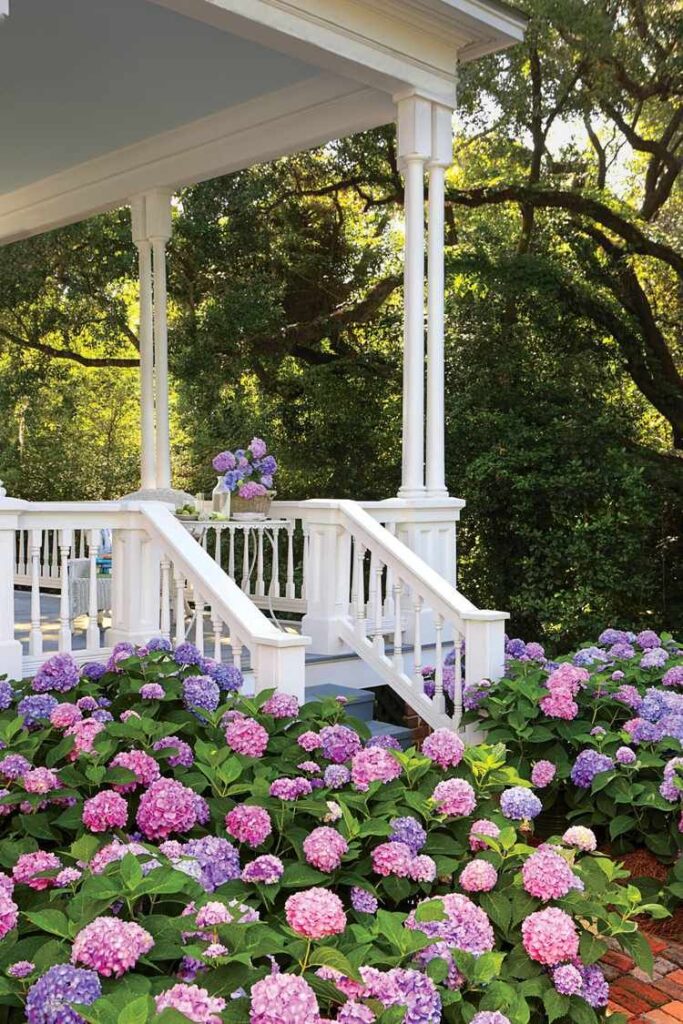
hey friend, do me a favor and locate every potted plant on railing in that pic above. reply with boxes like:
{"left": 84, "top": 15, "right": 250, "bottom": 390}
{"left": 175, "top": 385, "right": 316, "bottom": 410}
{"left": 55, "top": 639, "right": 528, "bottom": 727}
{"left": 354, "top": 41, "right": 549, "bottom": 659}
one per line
{"left": 212, "top": 437, "right": 277, "bottom": 521}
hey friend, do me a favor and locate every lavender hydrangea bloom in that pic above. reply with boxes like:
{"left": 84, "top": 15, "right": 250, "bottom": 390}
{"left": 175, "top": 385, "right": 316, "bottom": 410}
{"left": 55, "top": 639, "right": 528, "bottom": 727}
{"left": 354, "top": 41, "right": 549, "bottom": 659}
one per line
{"left": 580, "top": 964, "right": 609, "bottom": 1007}
{"left": 184, "top": 836, "right": 240, "bottom": 891}
{"left": 153, "top": 737, "right": 194, "bottom": 768}
{"left": 350, "top": 887, "right": 378, "bottom": 913}
{"left": 599, "top": 628, "right": 630, "bottom": 646}
{"left": 205, "top": 661, "right": 243, "bottom": 692}
{"left": 182, "top": 675, "right": 220, "bottom": 719}
{"left": 320, "top": 725, "right": 362, "bottom": 763}
{"left": 640, "top": 689, "right": 668, "bottom": 722}
{"left": 525, "top": 642, "right": 545, "bottom": 661}
{"left": 323, "top": 765, "right": 351, "bottom": 789}
{"left": 500, "top": 787, "right": 542, "bottom": 820}
{"left": 32, "top": 653, "right": 80, "bottom": 694}
{"left": 609, "top": 643, "right": 636, "bottom": 660}
{"left": 463, "top": 679, "right": 494, "bottom": 711}
{"left": 18, "top": 695, "right": 58, "bottom": 729}
{"left": 389, "top": 816, "right": 427, "bottom": 855}
{"left": 573, "top": 647, "right": 609, "bottom": 667}
{"left": 81, "top": 663, "right": 107, "bottom": 681}
{"left": 505, "top": 638, "right": 527, "bottom": 659}
{"left": 660, "top": 714, "right": 683, "bottom": 741}
{"left": 146, "top": 637, "right": 172, "bottom": 653}
{"left": 615, "top": 746, "right": 637, "bottom": 765}
{"left": 614, "top": 685, "right": 642, "bottom": 710}
{"left": 640, "top": 647, "right": 669, "bottom": 670}
{"left": 659, "top": 758, "right": 683, "bottom": 802}
{"left": 0, "top": 680, "right": 13, "bottom": 710}
{"left": 636, "top": 630, "right": 661, "bottom": 650}
{"left": 26, "top": 964, "right": 102, "bottom": 1024}
{"left": 628, "top": 719, "right": 663, "bottom": 744}
{"left": 0, "top": 754, "right": 31, "bottom": 779}
{"left": 91, "top": 710, "right": 113, "bottom": 723}
{"left": 366, "top": 735, "right": 402, "bottom": 751}
{"left": 663, "top": 666, "right": 683, "bottom": 688}
{"left": 173, "top": 642, "right": 202, "bottom": 667}
{"left": 571, "top": 750, "right": 614, "bottom": 788}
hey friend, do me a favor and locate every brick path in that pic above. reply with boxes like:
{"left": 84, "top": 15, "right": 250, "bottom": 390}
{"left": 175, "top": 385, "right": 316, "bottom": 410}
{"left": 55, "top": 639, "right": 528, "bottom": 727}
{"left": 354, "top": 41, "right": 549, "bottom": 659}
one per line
{"left": 603, "top": 934, "right": 683, "bottom": 1022}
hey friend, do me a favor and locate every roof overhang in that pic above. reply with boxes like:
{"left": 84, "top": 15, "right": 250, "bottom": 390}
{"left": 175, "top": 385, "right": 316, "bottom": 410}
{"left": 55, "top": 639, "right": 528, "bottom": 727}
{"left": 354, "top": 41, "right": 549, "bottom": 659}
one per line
{"left": 0, "top": 0, "right": 526, "bottom": 245}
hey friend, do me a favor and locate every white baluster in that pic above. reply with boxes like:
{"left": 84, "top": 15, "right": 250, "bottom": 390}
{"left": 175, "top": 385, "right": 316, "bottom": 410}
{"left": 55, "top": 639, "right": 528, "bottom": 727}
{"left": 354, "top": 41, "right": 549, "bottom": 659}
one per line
{"left": 86, "top": 529, "right": 100, "bottom": 650}
{"left": 48, "top": 530, "right": 57, "bottom": 579}
{"left": 354, "top": 541, "right": 366, "bottom": 632}
{"left": 58, "top": 530, "right": 73, "bottom": 651}
{"left": 453, "top": 636, "right": 464, "bottom": 727}
{"left": 256, "top": 528, "right": 265, "bottom": 598}
{"left": 285, "top": 523, "right": 295, "bottom": 599}
{"left": 194, "top": 590, "right": 205, "bottom": 654}
{"left": 384, "top": 524, "right": 396, "bottom": 618}
{"left": 433, "top": 613, "right": 445, "bottom": 714}
{"left": 301, "top": 523, "right": 310, "bottom": 600}
{"left": 174, "top": 569, "right": 185, "bottom": 644}
{"left": 269, "top": 527, "right": 280, "bottom": 599}
{"left": 29, "top": 529, "right": 43, "bottom": 656}
{"left": 160, "top": 557, "right": 171, "bottom": 641}
{"left": 372, "top": 558, "right": 385, "bottom": 656}
{"left": 214, "top": 527, "right": 222, "bottom": 570}
{"left": 228, "top": 526, "right": 236, "bottom": 580}
{"left": 18, "top": 530, "right": 26, "bottom": 577}
{"left": 211, "top": 612, "right": 223, "bottom": 661}
{"left": 413, "top": 595, "right": 423, "bottom": 686}
{"left": 232, "top": 636, "right": 243, "bottom": 672}
{"left": 393, "top": 580, "right": 403, "bottom": 672}
{"left": 241, "top": 528, "right": 251, "bottom": 593}
{"left": 368, "top": 551, "right": 378, "bottom": 630}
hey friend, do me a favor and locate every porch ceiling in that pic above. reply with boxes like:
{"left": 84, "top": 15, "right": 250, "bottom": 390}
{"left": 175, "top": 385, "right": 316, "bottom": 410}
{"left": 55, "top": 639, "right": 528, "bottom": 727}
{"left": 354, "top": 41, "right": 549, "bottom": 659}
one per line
{"left": 0, "top": 0, "right": 525, "bottom": 245}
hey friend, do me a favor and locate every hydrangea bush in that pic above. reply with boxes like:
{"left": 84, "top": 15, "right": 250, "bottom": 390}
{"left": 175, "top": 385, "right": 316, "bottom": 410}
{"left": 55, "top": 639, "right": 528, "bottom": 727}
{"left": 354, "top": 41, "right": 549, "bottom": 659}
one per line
{"left": 212, "top": 437, "right": 277, "bottom": 500}
{"left": 462, "top": 630, "right": 683, "bottom": 868}
{"left": 0, "top": 644, "right": 664, "bottom": 1024}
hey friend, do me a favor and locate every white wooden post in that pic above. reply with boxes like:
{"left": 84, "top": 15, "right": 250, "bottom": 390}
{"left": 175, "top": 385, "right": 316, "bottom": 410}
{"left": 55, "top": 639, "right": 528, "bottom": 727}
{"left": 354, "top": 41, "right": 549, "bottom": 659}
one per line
{"left": 300, "top": 506, "right": 351, "bottom": 655}
{"left": 426, "top": 104, "right": 453, "bottom": 498}
{"left": 109, "top": 526, "right": 161, "bottom": 646}
{"left": 147, "top": 190, "right": 173, "bottom": 491}
{"left": 396, "top": 95, "right": 431, "bottom": 499}
{"left": 253, "top": 642, "right": 306, "bottom": 702}
{"left": 463, "top": 615, "right": 507, "bottom": 686}
{"left": 131, "top": 196, "right": 157, "bottom": 490}
{"left": 0, "top": 497, "right": 23, "bottom": 680}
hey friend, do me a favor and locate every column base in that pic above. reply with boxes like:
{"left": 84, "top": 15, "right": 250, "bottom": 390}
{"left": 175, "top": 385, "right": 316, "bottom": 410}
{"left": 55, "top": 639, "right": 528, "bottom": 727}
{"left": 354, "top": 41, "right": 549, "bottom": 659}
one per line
{"left": 300, "top": 615, "right": 347, "bottom": 657}
{"left": 397, "top": 486, "right": 427, "bottom": 499}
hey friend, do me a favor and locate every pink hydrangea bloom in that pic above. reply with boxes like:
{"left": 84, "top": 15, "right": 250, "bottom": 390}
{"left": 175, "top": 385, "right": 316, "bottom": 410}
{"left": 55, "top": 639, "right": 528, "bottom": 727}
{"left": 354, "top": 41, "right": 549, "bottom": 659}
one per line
{"left": 109, "top": 750, "right": 160, "bottom": 793}
{"left": 249, "top": 973, "right": 320, "bottom": 1024}
{"left": 406, "top": 893, "right": 495, "bottom": 954}
{"left": 55, "top": 867, "right": 82, "bottom": 887}
{"left": 297, "top": 731, "right": 322, "bottom": 752}
{"left": 72, "top": 916, "right": 154, "bottom": 976}
{"left": 225, "top": 717, "right": 269, "bottom": 758}
{"left": 269, "top": 777, "right": 312, "bottom": 800}
{"left": 545, "top": 664, "right": 589, "bottom": 696}
{"left": 459, "top": 860, "right": 498, "bottom": 893}
{"left": 298, "top": 761, "right": 321, "bottom": 774}
{"left": 136, "top": 778, "right": 198, "bottom": 839}
{"left": 469, "top": 819, "right": 501, "bottom": 852}
{"left": 408, "top": 854, "right": 437, "bottom": 883}
{"left": 89, "top": 839, "right": 148, "bottom": 875}
{"left": 225, "top": 805, "right": 272, "bottom": 848}
{"left": 521, "top": 908, "right": 579, "bottom": 965}
{"left": 285, "top": 887, "right": 347, "bottom": 939}
{"left": 562, "top": 826, "right": 597, "bottom": 852}
{"left": 0, "top": 890, "right": 18, "bottom": 938}
{"left": 65, "top": 718, "right": 104, "bottom": 759}
{"left": 50, "top": 703, "right": 82, "bottom": 729}
{"left": 156, "top": 984, "right": 226, "bottom": 1024}
{"left": 21, "top": 767, "right": 61, "bottom": 794}
{"left": 371, "top": 842, "right": 414, "bottom": 878}
{"left": 422, "top": 729, "right": 464, "bottom": 770}
{"left": 12, "top": 851, "right": 61, "bottom": 890}
{"left": 82, "top": 790, "right": 128, "bottom": 832}
{"left": 261, "top": 693, "right": 299, "bottom": 718}
{"left": 303, "top": 827, "right": 348, "bottom": 871}
{"left": 522, "top": 846, "right": 582, "bottom": 901}
{"left": 432, "top": 778, "right": 476, "bottom": 817}
{"left": 195, "top": 902, "right": 232, "bottom": 928}
{"left": 351, "top": 748, "right": 402, "bottom": 790}
{"left": 531, "top": 760, "right": 556, "bottom": 787}
{"left": 539, "top": 692, "right": 578, "bottom": 720}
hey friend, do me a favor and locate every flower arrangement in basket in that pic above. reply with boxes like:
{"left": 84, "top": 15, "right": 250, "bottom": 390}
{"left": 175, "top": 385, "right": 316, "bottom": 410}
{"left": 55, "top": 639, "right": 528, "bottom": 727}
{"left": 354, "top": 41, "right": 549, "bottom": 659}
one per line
{"left": 212, "top": 437, "right": 277, "bottom": 520}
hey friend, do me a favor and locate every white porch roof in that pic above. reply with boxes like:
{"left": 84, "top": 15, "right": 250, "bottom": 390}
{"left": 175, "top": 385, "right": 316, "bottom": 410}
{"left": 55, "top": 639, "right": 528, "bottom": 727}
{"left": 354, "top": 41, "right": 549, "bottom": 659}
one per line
{"left": 0, "top": 0, "right": 525, "bottom": 244}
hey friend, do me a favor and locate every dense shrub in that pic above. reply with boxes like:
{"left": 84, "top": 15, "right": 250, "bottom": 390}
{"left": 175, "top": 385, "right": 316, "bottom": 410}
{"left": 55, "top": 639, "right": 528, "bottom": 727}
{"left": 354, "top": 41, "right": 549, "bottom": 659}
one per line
{"left": 0, "top": 644, "right": 664, "bottom": 1024}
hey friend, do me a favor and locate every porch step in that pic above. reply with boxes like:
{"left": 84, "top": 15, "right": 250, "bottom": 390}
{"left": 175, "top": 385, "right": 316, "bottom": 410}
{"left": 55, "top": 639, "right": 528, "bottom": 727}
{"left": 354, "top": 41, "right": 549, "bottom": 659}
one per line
{"left": 304, "top": 683, "right": 413, "bottom": 750}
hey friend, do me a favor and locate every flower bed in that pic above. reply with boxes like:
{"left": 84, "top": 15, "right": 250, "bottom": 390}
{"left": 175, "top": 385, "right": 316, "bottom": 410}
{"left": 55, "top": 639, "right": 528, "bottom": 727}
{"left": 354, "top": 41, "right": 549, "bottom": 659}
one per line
{"left": 0, "top": 643, "right": 665, "bottom": 1024}
{"left": 462, "top": 630, "right": 683, "bottom": 915}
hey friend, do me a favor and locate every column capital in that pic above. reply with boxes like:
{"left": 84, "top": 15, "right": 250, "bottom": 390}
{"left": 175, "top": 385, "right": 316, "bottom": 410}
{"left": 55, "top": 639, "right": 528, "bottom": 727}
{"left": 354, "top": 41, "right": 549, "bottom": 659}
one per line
{"left": 396, "top": 94, "right": 432, "bottom": 168}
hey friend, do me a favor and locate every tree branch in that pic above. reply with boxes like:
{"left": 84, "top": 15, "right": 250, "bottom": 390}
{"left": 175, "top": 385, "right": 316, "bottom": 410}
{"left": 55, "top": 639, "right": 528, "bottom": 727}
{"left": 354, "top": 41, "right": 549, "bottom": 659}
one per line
{"left": 0, "top": 326, "right": 140, "bottom": 368}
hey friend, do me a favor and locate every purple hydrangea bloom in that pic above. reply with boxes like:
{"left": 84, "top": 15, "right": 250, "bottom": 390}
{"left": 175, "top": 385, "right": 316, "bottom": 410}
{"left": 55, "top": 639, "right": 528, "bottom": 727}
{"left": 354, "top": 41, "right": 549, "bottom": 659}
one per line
{"left": 659, "top": 758, "right": 683, "bottom": 802}
{"left": 323, "top": 765, "right": 351, "bottom": 789}
{"left": 580, "top": 964, "right": 609, "bottom": 1007}
{"left": 590, "top": 726, "right": 606, "bottom": 736}
{"left": 91, "top": 710, "right": 113, "bottom": 723}
{"left": 182, "top": 675, "right": 220, "bottom": 719}
{"left": 260, "top": 455, "right": 277, "bottom": 476}
{"left": 389, "top": 816, "right": 427, "bottom": 855}
{"left": 609, "top": 643, "right": 636, "bottom": 660}
{"left": 616, "top": 746, "right": 637, "bottom": 765}
{"left": 0, "top": 754, "right": 31, "bottom": 779}
{"left": 173, "top": 642, "right": 202, "bottom": 667}
{"left": 140, "top": 683, "right": 165, "bottom": 700}
{"left": 184, "top": 836, "right": 240, "bottom": 891}
{"left": 525, "top": 642, "right": 546, "bottom": 661}
{"left": 571, "top": 750, "right": 614, "bottom": 788}
{"left": 660, "top": 714, "right": 683, "bottom": 741}
{"left": 636, "top": 630, "right": 661, "bottom": 650}
{"left": 500, "top": 787, "right": 542, "bottom": 820}
{"left": 614, "top": 685, "right": 642, "bottom": 709}
{"left": 18, "top": 694, "right": 58, "bottom": 729}
{"left": 146, "top": 636, "right": 173, "bottom": 653}
{"left": 0, "top": 680, "right": 13, "bottom": 711}
{"left": 32, "top": 653, "right": 81, "bottom": 694}
{"left": 366, "top": 735, "right": 402, "bottom": 751}
{"left": 26, "top": 964, "right": 102, "bottom": 1024}
{"left": 599, "top": 628, "right": 630, "bottom": 646}
{"left": 505, "top": 638, "right": 527, "bottom": 659}
{"left": 351, "top": 887, "right": 378, "bottom": 913}
{"left": 8, "top": 960, "right": 35, "bottom": 979}
{"left": 628, "top": 718, "right": 663, "bottom": 744}
{"left": 463, "top": 679, "right": 494, "bottom": 711}
{"left": 640, "top": 648, "right": 669, "bottom": 670}
{"left": 81, "top": 663, "right": 106, "bottom": 681}
{"left": 76, "top": 696, "right": 98, "bottom": 712}
{"left": 573, "top": 647, "right": 609, "bottom": 667}
{"left": 663, "top": 666, "right": 683, "bottom": 688}
{"left": 640, "top": 689, "right": 668, "bottom": 722}
{"left": 205, "top": 661, "right": 243, "bottom": 692}
{"left": 153, "top": 737, "right": 194, "bottom": 768}
{"left": 319, "top": 725, "right": 362, "bottom": 763}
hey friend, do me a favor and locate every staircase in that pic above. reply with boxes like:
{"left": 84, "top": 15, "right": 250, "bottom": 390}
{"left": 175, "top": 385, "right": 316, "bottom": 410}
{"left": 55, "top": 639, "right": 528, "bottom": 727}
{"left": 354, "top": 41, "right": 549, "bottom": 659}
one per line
{"left": 305, "top": 683, "right": 413, "bottom": 749}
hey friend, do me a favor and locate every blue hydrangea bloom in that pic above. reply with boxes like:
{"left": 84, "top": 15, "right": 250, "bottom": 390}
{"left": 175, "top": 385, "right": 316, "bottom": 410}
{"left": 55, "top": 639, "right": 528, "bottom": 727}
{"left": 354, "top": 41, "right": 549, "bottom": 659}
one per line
{"left": 184, "top": 836, "right": 240, "bottom": 891}
{"left": 147, "top": 637, "right": 172, "bottom": 653}
{"left": 389, "top": 816, "right": 427, "bottom": 855}
{"left": 571, "top": 750, "right": 614, "bottom": 788}
{"left": 18, "top": 694, "right": 58, "bottom": 729}
{"left": 173, "top": 642, "right": 202, "bottom": 666}
{"left": 182, "top": 675, "right": 220, "bottom": 720}
{"left": 26, "top": 964, "right": 101, "bottom": 1024}
{"left": 0, "top": 680, "right": 13, "bottom": 710}
{"left": 499, "top": 786, "right": 542, "bottom": 820}
{"left": 206, "top": 661, "right": 243, "bottom": 692}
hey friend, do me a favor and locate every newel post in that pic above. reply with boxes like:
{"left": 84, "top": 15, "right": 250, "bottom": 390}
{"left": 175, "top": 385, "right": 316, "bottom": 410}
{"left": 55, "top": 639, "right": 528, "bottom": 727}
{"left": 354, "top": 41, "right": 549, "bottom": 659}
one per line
{"left": 109, "top": 515, "right": 162, "bottom": 647}
{"left": 0, "top": 488, "right": 24, "bottom": 681}
{"left": 463, "top": 615, "right": 507, "bottom": 687}
{"left": 300, "top": 505, "right": 351, "bottom": 655}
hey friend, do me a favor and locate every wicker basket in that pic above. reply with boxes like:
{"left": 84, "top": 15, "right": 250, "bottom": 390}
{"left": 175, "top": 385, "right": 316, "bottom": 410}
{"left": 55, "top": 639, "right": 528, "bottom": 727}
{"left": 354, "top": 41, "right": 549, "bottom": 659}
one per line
{"left": 231, "top": 490, "right": 275, "bottom": 521}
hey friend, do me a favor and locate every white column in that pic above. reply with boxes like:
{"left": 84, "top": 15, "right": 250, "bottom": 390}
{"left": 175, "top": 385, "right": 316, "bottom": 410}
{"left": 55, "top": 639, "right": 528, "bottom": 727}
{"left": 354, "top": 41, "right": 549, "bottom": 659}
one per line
{"left": 146, "top": 190, "right": 173, "bottom": 491}
{"left": 426, "top": 105, "right": 453, "bottom": 498}
{"left": 109, "top": 527, "right": 161, "bottom": 646}
{"left": 300, "top": 506, "right": 352, "bottom": 655}
{"left": 131, "top": 197, "right": 156, "bottom": 490}
{"left": 0, "top": 497, "right": 24, "bottom": 681}
{"left": 396, "top": 96, "right": 431, "bottom": 499}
